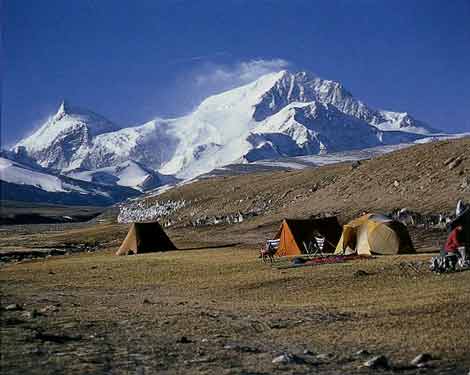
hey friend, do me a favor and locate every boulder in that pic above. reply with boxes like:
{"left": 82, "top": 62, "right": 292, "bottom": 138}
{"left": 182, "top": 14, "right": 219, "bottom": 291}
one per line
{"left": 364, "top": 355, "right": 390, "bottom": 369}
{"left": 272, "top": 353, "right": 305, "bottom": 364}
{"left": 448, "top": 157, "right": 463, "bottom": 170}
{"left": 4, "top": 304, "right": 23, "bottom": 311}
{"left": 411, "top": 353, "right": 433, "bottom": 366}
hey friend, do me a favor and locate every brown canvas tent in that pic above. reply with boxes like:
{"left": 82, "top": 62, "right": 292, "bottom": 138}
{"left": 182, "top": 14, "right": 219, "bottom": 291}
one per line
{"left": 116, "top": 222, "right": 177, "bottom": 256}
{"left": 274, "top": 217, "right": 342, "bottom": 257}
{"left": 334, "top": 213, "right": 414, "bottom": 256}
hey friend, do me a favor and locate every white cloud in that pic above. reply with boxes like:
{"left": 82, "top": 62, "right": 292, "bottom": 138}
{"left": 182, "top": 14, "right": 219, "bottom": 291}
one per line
{"left": 154, "top": 58, "right": 291, "bottom": 119}
{"left": 194, "top": 58, "right": 290, "bottom": 88}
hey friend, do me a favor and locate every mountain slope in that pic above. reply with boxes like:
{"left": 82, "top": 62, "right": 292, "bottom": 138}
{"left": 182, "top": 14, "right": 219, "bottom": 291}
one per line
{"left": 0, "top": 156, "right": 139, "bottom": 205}
{"left": 14, "top": 70, "right": 442, "bottom": 180}
{"left": 253, "top": 71, "right": 434, "bottom": 134}
{"left": 116, "top": 137, "right": 470, "bottom": 234}
{"left": 65, "top": 160, "right": 178, "bottom": 191}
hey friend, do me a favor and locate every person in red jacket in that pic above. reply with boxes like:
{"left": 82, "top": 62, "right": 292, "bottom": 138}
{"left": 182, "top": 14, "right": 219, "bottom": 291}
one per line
{"left": 444, "top": 225, "right": 467, "bottom": 263}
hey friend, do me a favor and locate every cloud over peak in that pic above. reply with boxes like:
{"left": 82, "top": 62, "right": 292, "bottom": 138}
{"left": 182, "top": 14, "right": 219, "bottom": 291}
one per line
{"left": 194, "top": 58, "right": 290, "bottom": 89}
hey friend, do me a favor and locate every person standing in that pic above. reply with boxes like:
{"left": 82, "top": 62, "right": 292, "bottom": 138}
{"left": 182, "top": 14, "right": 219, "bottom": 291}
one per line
{"left": 444, "top": 225, "right": 467, "bottom": 265}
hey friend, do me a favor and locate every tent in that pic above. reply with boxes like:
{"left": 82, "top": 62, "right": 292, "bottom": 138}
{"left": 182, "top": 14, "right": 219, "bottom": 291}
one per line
{"left": 116, "top": 222, "right": 177, "bottom": 256}
{"left": 334, "top": 213, "right": 414, "bottom": 255}
{"left": 274, "top": 217, "right": 342, "bottom": 257}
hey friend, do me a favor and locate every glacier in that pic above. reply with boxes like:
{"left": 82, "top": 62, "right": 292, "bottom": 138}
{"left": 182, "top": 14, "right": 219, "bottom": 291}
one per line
{"left": 13, "top": 69, "right": 446, "bottom": 184}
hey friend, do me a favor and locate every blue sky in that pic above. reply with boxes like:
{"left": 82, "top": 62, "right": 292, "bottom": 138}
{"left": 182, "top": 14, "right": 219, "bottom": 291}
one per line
{"left": 2, "top": 0, "right": 470, "bottom": 146}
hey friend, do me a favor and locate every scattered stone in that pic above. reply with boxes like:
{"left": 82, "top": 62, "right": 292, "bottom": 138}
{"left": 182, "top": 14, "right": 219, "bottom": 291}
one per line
{"left": 201, "top": 338, "right": 208, "bottom": 343}
{"left": 461, "top": 177, "right": 469, "bottom": 190}
{"left": 272, "top": 353, "right": 305, "bottom": 364}
{"left": 448, "top": 157, "right": 463, "bottom": 170}
{"left": 33, "top": 331, "right": 82, "bottom": 343}
{"left": 316, "top": 353, "right": 332, "bottom": 360}
{"left": 411, "top": 353, "right": 433, "bottom": 366}
{"left": 31, "top": 347, "right": 46, "bottom": 355}
{"left": 22, "top": 309, "right": 41, "bottom": 319}
{"left": 238, "top": 346, "right": 260, "bottom": 353}
{"left": 444, "top": 156, "right": 456, "bottom": 166}
{"left": 4, "top": 304, "right": 23, "bottom": 311}
{"left": 303, "top": 349, "right": 314, "bottom": 355}
{"left": 351, "top": 161, "right": 361, "bottom": 169}
{"left": 353, "top": 270, "right": 370, "bottom": 277}
{"left": 39, "top": 305, "right": 59, "bottom": 314}
{"left": 355, "top": 349, "right": 370, "bottom": 356}
{"left": 177, "top": 336, "right": 191, "bottom": 344}
{"left": 393, "top": 180, "right": 400, "bottom": 188}
{"left": 364, "top": 355, "right": 390, "bottom": 369}
{"left": 281, "top": 190, "right": 292, "bottom": 199}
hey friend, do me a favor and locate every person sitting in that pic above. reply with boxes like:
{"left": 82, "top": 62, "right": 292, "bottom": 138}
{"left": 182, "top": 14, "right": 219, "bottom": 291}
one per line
{"left": 444, "top": 225, "right": 467, "bottom": 264}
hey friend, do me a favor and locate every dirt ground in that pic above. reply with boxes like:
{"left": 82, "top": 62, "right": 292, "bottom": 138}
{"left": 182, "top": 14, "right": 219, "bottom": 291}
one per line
{"left": 1, "top": 222, "right": 470, "bottom": 374}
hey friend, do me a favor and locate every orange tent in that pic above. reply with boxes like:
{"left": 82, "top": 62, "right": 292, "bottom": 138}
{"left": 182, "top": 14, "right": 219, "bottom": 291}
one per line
{"left": 274, "top": 217, "right": 342, "bottom": 257}
{"left": 116, "top": 222, "right": 177, "bottom": 256}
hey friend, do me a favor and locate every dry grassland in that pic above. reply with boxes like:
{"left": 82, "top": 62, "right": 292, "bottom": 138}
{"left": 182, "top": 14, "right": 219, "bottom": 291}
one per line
{"left": 1, "top": 242, "right": 470, "bottom": 374}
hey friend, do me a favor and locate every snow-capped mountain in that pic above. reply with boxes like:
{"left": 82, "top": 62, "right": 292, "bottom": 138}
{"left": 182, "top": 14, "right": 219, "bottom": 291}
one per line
{"left": 14, "top": 70, "right": 441, "bottom": 181}
{"left": 16, "top": 101, "right": 120, "bottom": 171}
{"left": 0, "top": 156, "right": 139, "bottom": 205}
{"left": 65, "top": 160, "right": 178, "bottom": 192}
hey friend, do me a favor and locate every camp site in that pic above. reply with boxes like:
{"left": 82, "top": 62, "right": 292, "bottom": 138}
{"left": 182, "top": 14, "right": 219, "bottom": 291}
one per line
{"left": 1, "top": 137, "right": 469, "bottom": 374}
{"left": 3, "top": 3, "right": 470, "bottom": 372}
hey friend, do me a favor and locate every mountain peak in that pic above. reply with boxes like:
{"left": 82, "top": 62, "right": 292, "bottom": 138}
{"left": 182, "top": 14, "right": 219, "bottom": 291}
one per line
{"left": 56, "top": 99, "right": 82, "bottom": 117}
{"left": 58, "top": 99, "right": 68, "bottom": 114}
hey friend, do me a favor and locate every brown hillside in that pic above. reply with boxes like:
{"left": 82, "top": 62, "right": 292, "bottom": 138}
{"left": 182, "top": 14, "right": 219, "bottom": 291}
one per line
{"left": 121, "top": 137, "right": 470, "bottom": 245}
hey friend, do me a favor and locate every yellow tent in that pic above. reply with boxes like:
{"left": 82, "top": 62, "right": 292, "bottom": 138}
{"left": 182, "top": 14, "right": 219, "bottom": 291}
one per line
{"left": 335, "top": 213, "right": 414, "bottom": 255}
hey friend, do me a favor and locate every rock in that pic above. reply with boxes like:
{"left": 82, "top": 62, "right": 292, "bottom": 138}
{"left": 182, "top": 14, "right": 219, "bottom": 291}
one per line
{"left": 461, "top": 177, "right": 469, "bottom": 190}
{"left": 22, "top": 309, "right": 41, "bottom": 319}
{"left": 351, "top": 161, "right": 361, "bottom": 169}
{"left": 353, "top": 270, "right": 370, "bottom": 277}
{"left": 364, "top": 355, "right": 390, "bottom": 369}
{"left": 4, "top": 303, "right": 23, "bottom": 311}
{"left": 272, "top": 353, "right": 304, "bottom": 364}
{"left": 39, "top": 305, "right": 59, "bottom": 314}
{"left": 355, "top": 349, "right": 370, "bottom": 356}
{"left": 448, "top": 157, "right": 463, "bottom": 170}
{"left": 33, "top": 331, "right": 81, "bottom": 343}
{"left": 303, "top": 349, "right": 314, "bottom": 355}
{"left": 411, "top": 353, "right": 433, "bottom": 366}
{"left": 444, "top": 156, "right": 456, "bottom": 166}
{"left": 393, "top": 180, "right": 400, "bottom": 187}
{"left": 177, "top": 336, "right": 191, "bottom": 344}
